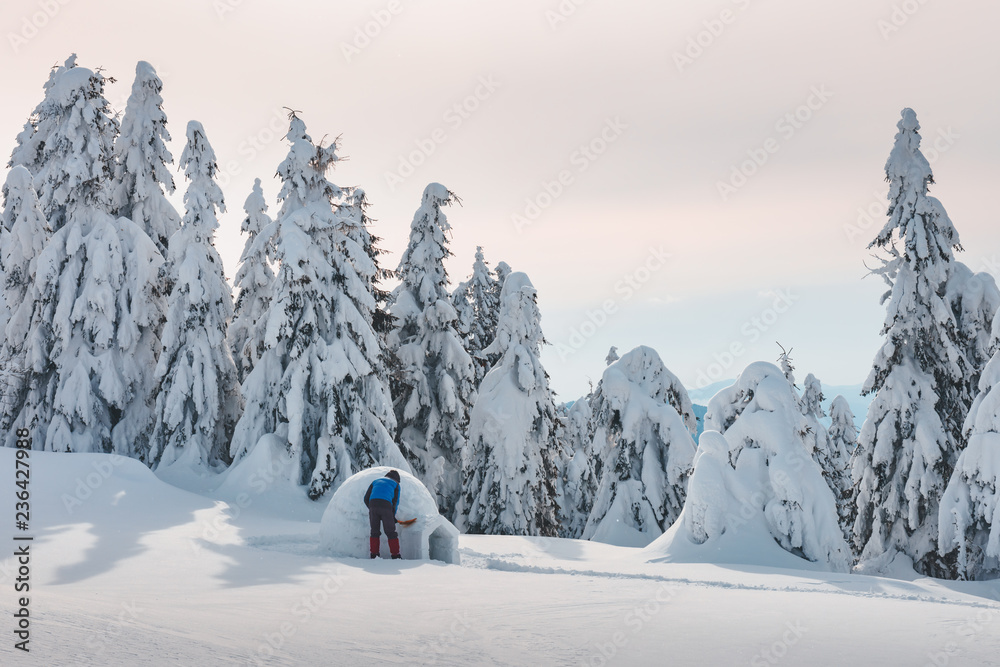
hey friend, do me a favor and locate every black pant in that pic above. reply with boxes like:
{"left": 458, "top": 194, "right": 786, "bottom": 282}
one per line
{"left": 369, "top": 499, "right": 397, "bottom": 540}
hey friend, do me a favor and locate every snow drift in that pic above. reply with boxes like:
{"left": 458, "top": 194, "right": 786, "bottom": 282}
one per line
{"left": 320, "top": 467, "right": 460, "bottom": 564}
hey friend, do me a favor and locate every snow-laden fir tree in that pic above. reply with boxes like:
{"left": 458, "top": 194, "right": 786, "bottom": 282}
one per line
{"left": 469, "top": 247, "right": 503, "bottom": 377}
{"left": 232, "top": 114, "right": 406, "bottom": 498}
{"left": 852, "top": 108, "right": 971, "bottom": 576}
{"left": 829, "top": 395, "right": 858, "bottom": 458}
{"left": 939, "top": 319, "right": 1000, "bottom": 580}
{"left": 556, "top": 396, "right": 599, "bottom": 539}
{"left": 110, "top": 61, "right": 180, "bottom": 258}
{"left": 388, "top": 183, "right": 475, "bottom": 515}
{"left": 8, "top": 55, "right": 77, "bottom": 175}
{"left": 582, "top": 346, "right": 696, "bottom": 546}
{"left": 450, "top": 279, "right": 475, "bottom": 353}
{"left": 338, "top": 187, "right": 395, "bottom": 342}
{"left": 463, "top": 272, "right": 560, "bottom": 536}
{"left": 828, "top": 395, "right": 858, "bottom": 531}
{"left": 149, "top": 122, "right": 241, "bottom": 471}
{"left": 228, "top": 178, "right": 275, "bottom": 384}
{"left": 945, "top": 262, "right": 1000, "bottom": 412}
{"left": 605, "top": 346, "right": 619, "bottom": 366}
{"left": 799, "top": 373, "right": 852, "bottom": 538}
{"left": 5, "top": 63, "right": 165, "bottom": 457}
{"left": 0, "top": 167, "right": 49, "bottom": 427}
{"left": 674, "top": 362, "right": 852, "bottom": 571}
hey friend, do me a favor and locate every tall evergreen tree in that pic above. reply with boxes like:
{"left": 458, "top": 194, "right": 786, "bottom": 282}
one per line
{"left": 110, "top": 61, "right": 180, "bottom": 258}
{"left": 0, "top": 167, "right": 49, "bottom": 429}
{"left": 939, "top": 323, "right": 1000, "bottom": 580}
{"left": 388, "top": 183, "right": 475, "bottom": 515}
{"left": 149, "top": 122, "right": 241, "bottom": 470}
{"left": 6, "top": 63, "right": 164, "bottom": 457}
{"left": 852, "top": 108, "right": 969, "bottom": 576}
{"left": 228, "top": 178, "right": 275, "bottom": 384}
{"left": 8, "top": 55, "right": 78, "bottom": 175}
{"left": 463, "top": 272, "right": 560, "bottom": 536}
{"left": 582, "top": 346, "right": 696, "bottom": 546}
{"left": 556, "top": 396, "right": 599, "bottom": 539}
{"left": 232, "top": 114, "right": 406, "bottom": 498}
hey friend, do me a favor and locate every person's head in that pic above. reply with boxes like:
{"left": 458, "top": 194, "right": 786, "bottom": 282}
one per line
{"left": 385, "top": 470, "right": 400, "bottom": 483}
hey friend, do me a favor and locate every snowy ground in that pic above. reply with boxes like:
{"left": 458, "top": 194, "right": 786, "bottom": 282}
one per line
{"left": 3, "top": 448, "right": 1000, "bottom": 666}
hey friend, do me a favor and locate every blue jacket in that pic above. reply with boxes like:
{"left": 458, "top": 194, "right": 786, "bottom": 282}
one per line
{"left": 364, "top": 478, "right": 400, "bottom": 513}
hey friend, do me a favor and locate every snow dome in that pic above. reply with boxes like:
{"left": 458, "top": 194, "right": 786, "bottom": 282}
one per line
{"left": 320, "top": 467, "right": 460, "bottom": 564}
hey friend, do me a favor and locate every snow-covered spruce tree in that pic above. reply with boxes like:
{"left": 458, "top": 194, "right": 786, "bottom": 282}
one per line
{"left": 228, "top": 178, "right": 275, "bottom": 384}
{"left": 0, "top": 167, "right": 49, "bottom": 427}
{"left": 450, "top": 279, "right": 475, "bottom": 353}
{"left": 338, "top": 187, "right": 395, "bottom": 343}
{"left": 672, "top": 362, "right": 852, "bottom": 571}
{"left": 110, "top": 61, "right": 180, "bottom": 258}
{"left": 8, "top": 55, "right": 78, "bottom": 175}
{"left": 852, "top": 108, "right": 970, "bottom": 577}
{"left": 388, "top": 183, "right": 475, "bottom": 515}
{"left": 469, "top": 247, "right": 503, "bottom": 378}
{"left": 799, "top": 373, "right": 852, "bottom": 538}
{"left": 464, "top": 272, "right": 560, "bottom": 536}
{"left": 582, "top": 346, "right": 696, "bottom": 546}
{"left": 149, "top": 122, "right": 241, "bottom": 470}
{"left": 232, "top": 114, "right": 406, "bottom": 498}
{"left": 946, "top": 262, "right": 1000, "bottom": 411}
{"left": 829, "top": 395, "right": 858, "bottom": 458}
{"left": 556, "top": 396, "right": 599, "bottom": 539}
{"left": 605, "top": 346, "right": 619, "bottom": 366}
{"left": 939, "top": 320, "right": 1000, "bottom": 580}
{"left": 6, "top": 63, "right": 166, "bottom": 456}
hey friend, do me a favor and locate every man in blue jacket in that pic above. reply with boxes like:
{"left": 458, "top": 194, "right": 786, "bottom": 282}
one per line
{"left": 364, "top": 470, "right": 401, "bottom": 559}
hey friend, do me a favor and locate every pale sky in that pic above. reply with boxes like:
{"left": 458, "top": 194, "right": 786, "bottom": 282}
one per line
{"left": 3, "top": 0, "right": 999, "bottom": 401}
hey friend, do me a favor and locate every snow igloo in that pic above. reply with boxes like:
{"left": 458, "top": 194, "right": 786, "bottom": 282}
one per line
{"left": 320, "top": 467, "right": 460, "bottom": 564}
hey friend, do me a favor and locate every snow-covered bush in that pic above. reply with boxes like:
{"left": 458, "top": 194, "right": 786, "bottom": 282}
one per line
{"left": 653, "top": 362, "right": 851, "bottom": 572}
{"left": 582, "top": 346, "right": 696, "bottom": 546}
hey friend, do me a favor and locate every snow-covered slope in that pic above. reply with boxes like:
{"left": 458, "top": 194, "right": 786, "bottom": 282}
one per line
{"left": 3, "top": 448, "right": 999, "bottom": 666}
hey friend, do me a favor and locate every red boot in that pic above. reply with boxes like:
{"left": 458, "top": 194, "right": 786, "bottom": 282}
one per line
{"left": 388, "top": 538, "right": 401, "bottom": 560}
{"left": 370, "top": 537, "right": 380, "bottom": 559}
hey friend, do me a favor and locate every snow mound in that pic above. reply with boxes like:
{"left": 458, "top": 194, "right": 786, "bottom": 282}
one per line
{"left": 320, "top": 467, "right": 460, "bottom": 564}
